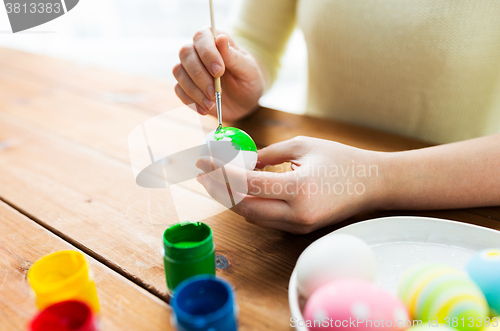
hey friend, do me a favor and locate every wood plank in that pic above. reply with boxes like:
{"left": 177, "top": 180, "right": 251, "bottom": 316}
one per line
{"left": 0, "top": 49, "right": 498, "bottom": 224}
{"left": 0, "top": 49, "right": 312, "bottom": 329}
{"left": 0, "top": 48, "right": 498, "bottom": 330}
{"left": 1, "top": 47, "right": 499, "bottom": 243}
{"left": 0, "top": 68, "right": 190, "bottom": 164}
{"left": 0, "top": 47, "right": 184, "bottom": 114}
{"left": 0, "top": 47, "right": 429, "bottom": 152}
{"left": 465, "top": 207, "right": 500, "bottom": 223}
{"left": 1, "top": 48, "right": 499, "bottom": 229}
{"left": 0, "top": 200, "right": 171, "bottom": 331}
{"left": 0, "top": 111, "right": 309, "bottom": 330}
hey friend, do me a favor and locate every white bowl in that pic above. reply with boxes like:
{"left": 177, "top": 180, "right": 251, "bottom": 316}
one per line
{"left": 288, "top": 216, "right": 500, "bottom": 331}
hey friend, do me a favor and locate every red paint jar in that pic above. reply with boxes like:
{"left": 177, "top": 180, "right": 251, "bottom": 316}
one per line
{"left": 29, "top": 300, "right": 98, "bottom": 331}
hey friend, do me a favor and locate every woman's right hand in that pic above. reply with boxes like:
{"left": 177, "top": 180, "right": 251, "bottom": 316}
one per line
{"left": 173, "top": 27, "right": 265, "bottom": 121}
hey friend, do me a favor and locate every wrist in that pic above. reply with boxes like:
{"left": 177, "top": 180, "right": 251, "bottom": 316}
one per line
{"left": 364, "top": 150, "right": 401, "bottom": 211}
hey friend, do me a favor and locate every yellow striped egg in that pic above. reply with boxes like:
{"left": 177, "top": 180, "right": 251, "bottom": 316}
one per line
{"left": 398, "top": 263, "right": 488, "bottom": 331}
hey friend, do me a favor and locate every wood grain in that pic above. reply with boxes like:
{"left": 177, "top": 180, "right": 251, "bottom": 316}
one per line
{"left": 0, "top": 47, "right": 429, "bottom": 153}
{"left": 0, "top": 47, "right": 184, "bottom": 114}
{"left": 0, "top": 200, "right": 171, "bottom": 331}
{"left": 0, "top": 47, "right": 499, "bottom": 331}
{"left": 0, "top": 109, "right": 309, "bottom": 330}
{"left": 0, "top": 48, "right": 497, "bottom": 225}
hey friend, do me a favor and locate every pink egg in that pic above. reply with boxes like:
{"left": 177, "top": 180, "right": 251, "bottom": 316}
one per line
{"left": 303, "top": 279, "right": 409, "bottom": 331}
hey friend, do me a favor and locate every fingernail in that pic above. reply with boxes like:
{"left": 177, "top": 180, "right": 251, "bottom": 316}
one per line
{"left": 195, "top": 159, "right": 204, "bottom": 169}
{"left": 196, "top": 104, "right": 207, "bottom": 115}
{"left": 196, "top": 159, "right": 209, "bottom": 172}
{"left": 204, "top": 99, "right": 215, "bottom": 110}
{"left": 211, "top": 63, "right": 222, "bottom": 75}
{"left": 196, "top": 174, "right": 203, "bottom": 183}
{"left": 207, "top": 85, "right": 215, "bottom": 99}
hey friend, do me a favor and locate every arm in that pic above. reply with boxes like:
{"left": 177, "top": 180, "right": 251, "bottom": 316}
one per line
{"left": 231, "top": 0, "right": 297, "bottom": 90}
{"left": 196, "top": 134, "right": 500, "bottom": 234}
{"left": 382, "top": 133, "right": 500, "bottom": 210}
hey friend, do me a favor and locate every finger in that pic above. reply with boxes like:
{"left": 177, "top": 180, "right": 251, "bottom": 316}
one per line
{"left": 173, "top": 63, "right": 215, "bottom": 114}
{"left": 232, "top": 195, "right": 295, "bottom": 223}
{"left": 193, "top": 27, "right": 225, "bottom": 78}
{"left": 257, "top": 137, "right": 309, "bottom": 168}
{"left": 195, "top": 157, "right": 226, "bottom": 184}
{"left": 216, "top": 34, "right": 250, "bottom": 77}
{"left": 178, "top": 43, "right": 217, "bottom": 102}
{"left": 196, "top": 172, "right": 233, "bottom": 209}
{"left": 230, "top": 192, "right": 305, "bottom": 233}
{"left": 197, "top": 173, "right": 297, "bottom": 225}
{"left": 196, "top": 156, "right": 297, "bottom": 200}
{"left": 174, "top": 83, "right": 197, "bottom": 108}
{"left": 214, "top": 29, "right": 239, "bottom": 50}
{"left": 173, "top": 85, "right": 198, "bottom": 113}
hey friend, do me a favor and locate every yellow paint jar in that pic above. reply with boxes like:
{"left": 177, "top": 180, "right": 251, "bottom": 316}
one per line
{"left": 27, "top": 250, "right": 100, "bottom": 313}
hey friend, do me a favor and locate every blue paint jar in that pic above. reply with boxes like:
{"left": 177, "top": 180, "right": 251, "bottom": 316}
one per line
{"left": 171, "top": 275, "right": 238, "bottom": 331}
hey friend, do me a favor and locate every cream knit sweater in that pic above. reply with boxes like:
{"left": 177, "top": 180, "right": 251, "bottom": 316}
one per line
{"left": 232, "top": 0, "right": 500, "bottom": 144}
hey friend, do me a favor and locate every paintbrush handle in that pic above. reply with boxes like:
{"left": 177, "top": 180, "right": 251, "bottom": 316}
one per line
{"left": 209, "top": 0, "right": 222, "bottom": 129}
{"left": 209, "top": 0, "right": 221, "bottom": 94}
{"left": 214, "top": 77, "right": 221, "bottom": 93}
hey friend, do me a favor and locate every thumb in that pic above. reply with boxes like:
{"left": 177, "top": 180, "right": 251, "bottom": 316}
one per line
{"left": 257, "top": 138, "right": 307, "bottom": 168}
{"left": 216, "top": 34, "right": 251, "bottom": 77}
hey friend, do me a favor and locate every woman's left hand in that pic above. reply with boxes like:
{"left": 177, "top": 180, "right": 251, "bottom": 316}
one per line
{"left": 196, "top": 136, "right": 387, "bottom": 234}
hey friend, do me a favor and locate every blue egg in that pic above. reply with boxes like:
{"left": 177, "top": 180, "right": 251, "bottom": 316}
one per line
{"left": 466, "top": 249, "right": 500, "bottom": 315}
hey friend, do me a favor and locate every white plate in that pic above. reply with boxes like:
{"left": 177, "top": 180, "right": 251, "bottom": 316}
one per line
{"left": 288, "top": 216, "right": 500, "bottom": 331}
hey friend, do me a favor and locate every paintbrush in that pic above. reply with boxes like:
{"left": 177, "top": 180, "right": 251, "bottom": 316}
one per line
{"left": 209, "top": 0, "right": 222, "bottom": 132}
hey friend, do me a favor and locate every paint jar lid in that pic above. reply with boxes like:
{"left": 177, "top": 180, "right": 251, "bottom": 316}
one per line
{"left": 163, "top": 222, "right": 214, "bottom": 261}
{"left": 29, "top": 300, "right": 97, "bottom": 331}
{"left": 28, "top": 251, "right": 90, "bottom": 297}
{"left": 171, "top": 275, "right": 237, "bottom": 330}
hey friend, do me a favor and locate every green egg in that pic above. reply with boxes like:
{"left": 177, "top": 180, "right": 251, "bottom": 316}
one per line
{"left": 212, "top": 127, "right": 257, "bottom": 152}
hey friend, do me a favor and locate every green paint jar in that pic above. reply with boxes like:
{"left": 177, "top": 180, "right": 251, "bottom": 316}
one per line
{"left": 162, "top": 222, "right": 216, "bottom": 292}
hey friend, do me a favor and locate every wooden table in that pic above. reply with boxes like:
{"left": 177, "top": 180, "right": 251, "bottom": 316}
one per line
{"left": 0, "top": 48, "right": 499, "bottom": 331}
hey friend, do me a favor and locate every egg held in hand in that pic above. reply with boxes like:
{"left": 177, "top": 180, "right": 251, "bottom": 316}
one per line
{"left": 466, "top": 248, "right": 500, "bottom": 316}
{"left": 295, "top": 233, "right": 377, "bottom": 299}
{"left": 203, "top": 127, "right": 258, "bottom": 171}
{"left": 303, "top": 279, "right": 409, "bottom": 331}
{"left": 398, "top": 263, "right": 489, "bottom": 331}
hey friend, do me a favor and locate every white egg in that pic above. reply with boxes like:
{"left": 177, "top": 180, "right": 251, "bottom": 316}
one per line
{"left": 203, "top": 127, "right": 258, "bottom": 171}
{"left": 296, "top": 233, "right": 377, "bottom": 298}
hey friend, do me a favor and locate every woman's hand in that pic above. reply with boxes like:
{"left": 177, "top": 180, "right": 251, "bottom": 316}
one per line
{"left": 195, "top": 136, "right": 387, "bottom": 234}
{"left": 173, "top": 27, "right": 265, "bottom": 121}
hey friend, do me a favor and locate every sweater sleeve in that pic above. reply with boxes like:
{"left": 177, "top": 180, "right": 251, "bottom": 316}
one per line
{"left": 231, "top": 0, "right": 297, "bottom": 90}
